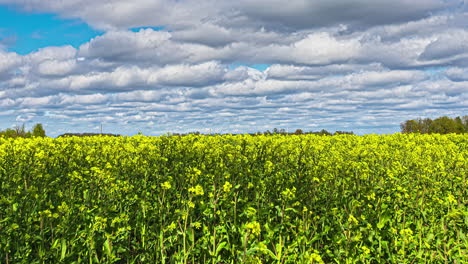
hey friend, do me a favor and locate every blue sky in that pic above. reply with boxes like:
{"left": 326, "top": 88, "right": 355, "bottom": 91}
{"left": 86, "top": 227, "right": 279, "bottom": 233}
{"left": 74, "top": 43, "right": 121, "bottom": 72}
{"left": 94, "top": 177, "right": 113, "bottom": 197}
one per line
{"left": 0, "top": 0, "right": 467, "bottom": 137}
{"left": 0, "top": 5, "right": 102, "bottom": 54}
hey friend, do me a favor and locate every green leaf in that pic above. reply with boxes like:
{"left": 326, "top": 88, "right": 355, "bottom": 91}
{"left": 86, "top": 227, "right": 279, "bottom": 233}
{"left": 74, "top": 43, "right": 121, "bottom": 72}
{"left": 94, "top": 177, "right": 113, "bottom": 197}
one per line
{"left": 215, "top": 241, "right": 227, "bottom": 256}
{"left": 104, "top": 236, "right": 112, "bottom": 257}
{"left": 61, "top": 239, "right": 67, "bottom": 261}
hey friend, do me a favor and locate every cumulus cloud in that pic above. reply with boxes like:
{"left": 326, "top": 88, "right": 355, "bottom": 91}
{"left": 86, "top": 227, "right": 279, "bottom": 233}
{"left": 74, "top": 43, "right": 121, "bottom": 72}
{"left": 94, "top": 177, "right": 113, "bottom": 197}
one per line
{"left": 0, "top": 0, "right": 467, "bottom": 136}
{"left": 445, "top": 67, "right": 468, "bottom": 81}
{"left": 419, "top": 30, "right": 468, "bottom": 61}
{"left": 231, "top": 0, "right": 458, "bottom": 31}
{"left": 35, "top": 59, "right": 77, "bottom": 77}
{"left": 0, "top": 50, "right": 21, "bottom": 76}
{"left": 2, "top": 0, "right": 460, "bottom": 32}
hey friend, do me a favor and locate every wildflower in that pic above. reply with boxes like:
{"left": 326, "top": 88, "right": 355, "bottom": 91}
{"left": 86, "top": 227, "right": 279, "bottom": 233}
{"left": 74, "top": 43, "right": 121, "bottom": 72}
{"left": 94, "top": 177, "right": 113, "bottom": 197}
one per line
{"left": 348, "top": 214, "right": 359, "bottom": 226}
{"left": 400, "top": 228, "right": 413, "bottom": 237}
{"left": 361, "top": 245, "right": 370, "bottom": 255}
{"left": 400, "top": 228, "right": 414, "bottom": 243}
{"left": 446, "top": 194, "right": 457, "bottom": 205}
{"left": 188, "top": 185, "right": 204, "bottom": 196}
{"left": 245, "top": 221, "right": 261, "bottom": 236}
{"left": 281, "top": 187, "right": 296, "bottom": 200}
{"left": 310, "top": 252, "right": 324, "bottom": 264}
{"left": 161, "top": 181, "right": 172, "bottom": 190}
{"left": 366, "top": 192, "right": 376, "bottom": 200}
{"left": 223, "top": 181, "right": 232, "bottom": 192}
{"left": 167, "top": 222, "right": 177, "bottom": 232}
{"left": 191, "top": 222, "right": 202, "bottom": 229}
{"left": 40, "top": 209, "right": 53, "bottom": 218}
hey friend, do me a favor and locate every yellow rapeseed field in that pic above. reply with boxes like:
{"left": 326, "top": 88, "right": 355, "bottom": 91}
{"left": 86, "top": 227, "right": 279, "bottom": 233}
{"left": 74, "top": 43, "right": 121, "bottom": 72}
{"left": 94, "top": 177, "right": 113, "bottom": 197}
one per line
{"left": 0, "top": 133, "right": 467, "bottom": 263}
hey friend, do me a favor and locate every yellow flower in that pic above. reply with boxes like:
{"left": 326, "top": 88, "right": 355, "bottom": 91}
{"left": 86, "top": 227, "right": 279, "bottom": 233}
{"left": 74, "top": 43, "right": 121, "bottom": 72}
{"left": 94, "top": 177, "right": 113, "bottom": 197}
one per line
{"left": 400, "top": 228, "right": 413, "bottom": 236}
{"left": 310, "top": 252, "right": 324, "bottom": 264}
{"left": 188, "top": 185, "right": 204, "bottom": 196}
{"left": 167, "top": 222, "right": 177, "bottom": 232}
{"left": 161, "top": 181, "right": 172, "bottom": 190}
{"left": 361, "top": 245, "right": 370, "bottom": 255}
{"left": 223, "top": 181, "right": 232, "bottom": 192}
{"left": 348, "top": 214, "right": 359, "bottom": 226}
{"left": 191, "top": 222, "right": 202, "bottom": 229}
{"left": 245, "top": 221, "right": 261, "bottom": 237}
{"left": 446, "top": 194, "right": 457, "bottom": 205}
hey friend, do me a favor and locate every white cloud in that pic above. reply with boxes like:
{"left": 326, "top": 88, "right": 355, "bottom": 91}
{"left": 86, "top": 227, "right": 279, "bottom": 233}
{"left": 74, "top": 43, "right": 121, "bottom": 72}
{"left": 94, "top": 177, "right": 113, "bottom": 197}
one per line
{"left": 36, "top": 59, "right": 77, "bottom": 76}
{"left": 419, "top": 30, "right": 468, "bottom": 61}
{"left": 0, "top": 51, "right": 21, "bottom": 75}
{"left": 274, "top": 33, "right": 361, "bottom": 65}
{"left": 148, "top": 62, "right": 226, "bottom": 87}
{"left": 445, "top": 67, "right": 468, "bottom": 81}
{"left": 27, "top": 46, "right": 77, "bottom": 63}
{"left": 1, "top": 0, "right": 467, "bottom": 136}
{"left": 4, "top": 0, "right": 459, "bottom": 32}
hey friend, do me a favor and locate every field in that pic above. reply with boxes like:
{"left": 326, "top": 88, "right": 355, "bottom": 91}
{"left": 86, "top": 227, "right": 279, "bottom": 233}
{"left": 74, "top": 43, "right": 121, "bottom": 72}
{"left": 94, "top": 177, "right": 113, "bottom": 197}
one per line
{"left": 0, "top": 134, "right": 467, "bottom": 263}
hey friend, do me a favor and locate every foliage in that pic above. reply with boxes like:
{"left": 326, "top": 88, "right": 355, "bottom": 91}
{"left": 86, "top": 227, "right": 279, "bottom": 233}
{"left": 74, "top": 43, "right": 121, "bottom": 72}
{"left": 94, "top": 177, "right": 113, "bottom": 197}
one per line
{"left": 32, "top": 124, "right": 46, "bottom": 137}
{"left": 57, "top": 133, "right": 120, "bottom": 138}
{"left": 0, "top": 123, "right": 46, "bottom": 138}
{"left": 401, "top": 115, "right": 468, "bottom": 134}
{"left": 0, "top": 134, "right": 467, "bottom": 263}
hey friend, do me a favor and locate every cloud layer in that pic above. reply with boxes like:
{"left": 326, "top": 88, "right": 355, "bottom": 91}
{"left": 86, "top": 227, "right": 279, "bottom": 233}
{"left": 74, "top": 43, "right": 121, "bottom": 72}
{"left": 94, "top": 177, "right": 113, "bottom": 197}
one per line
{"left": 0, "top": 0, "right": 467, "bottom": 136}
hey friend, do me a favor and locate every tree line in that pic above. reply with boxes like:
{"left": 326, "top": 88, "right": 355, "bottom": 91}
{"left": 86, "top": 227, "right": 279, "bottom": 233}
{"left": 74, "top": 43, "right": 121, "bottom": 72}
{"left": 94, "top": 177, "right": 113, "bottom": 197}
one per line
{"left": 401, "top": 116, "right": 468, "bottom": 134}
{"left": 0, "top": 124, "right": 46, "bottom": 138}
{"left": 171, "top": 128, "right": 354, "bottom": 136}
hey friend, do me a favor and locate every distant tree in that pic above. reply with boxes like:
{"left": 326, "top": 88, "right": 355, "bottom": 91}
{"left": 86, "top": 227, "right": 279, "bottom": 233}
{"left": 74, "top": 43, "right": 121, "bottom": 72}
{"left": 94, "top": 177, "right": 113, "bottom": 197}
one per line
{"left": 463, "top": 116, "right": 468, "bottom": 131}
{"left": 318, "top": 129, "right": 332, "bottom": 136}
{"left": 294, "top": 129, "right": 303, "bottom": 135}
{"left": 32, "top": 123, "right": 46, "bottom": 137}
{"left": 1, "top": 128, "right": 17, "bottom": 138}
{"left": 58, "top": 133, "right": 120, "bottom": 138}
{"left": 14, "top": 124, "right": 27, "bottom": 137}
{"left": 430, "top": 116, "right": 457, "bottom": 134}
{"left": 420, "top": 118, "right": 432, "bottom": 134}
{"left": 401, "top": 116, "right": 466, "bottom": 134}
{"left": 454, "top": 117, "right": 465, "bottom": 134}
{"left": 401, "top": 119, "right": 421, "bottom": 133}
{"left": 334, "top": 131, "right": 354, "bottom": 135}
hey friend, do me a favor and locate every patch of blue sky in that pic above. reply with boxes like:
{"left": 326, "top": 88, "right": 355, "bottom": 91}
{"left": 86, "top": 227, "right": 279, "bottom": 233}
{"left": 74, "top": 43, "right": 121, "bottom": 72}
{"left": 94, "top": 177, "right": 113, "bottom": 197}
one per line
{"left": 424, "top": 66, "right": 448, "bottom": 80}
{"left": 0, "top": 5, "right": 102, "bottom": 54}
{"left": 229, "top": 63, "right": 271, "bottom": 71}
{"left": 130, "top": 26, "right": 165, "bottom": 32}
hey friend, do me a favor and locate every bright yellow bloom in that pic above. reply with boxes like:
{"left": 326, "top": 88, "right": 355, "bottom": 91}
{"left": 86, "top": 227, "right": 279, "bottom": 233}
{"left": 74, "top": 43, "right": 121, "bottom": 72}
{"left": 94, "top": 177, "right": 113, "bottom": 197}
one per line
{"left": 223, "top": 181, "right": 232, "bottom": 192}
{"left": 361, "top": 246, "right": 370, "bottom": 255}
{"left": 188, "top": 185, "right": 204, "bottom": 196}
{"left": 348, "top": 214, "right": 359, "bottom": 226}
{"left": 161, "top": 181, "right": 172, "bottom": 190}
{"left": 167, "top": 222, "right": 177, "bottom": 232}
{"left": 191, "top": 222, "right": 202, "bottom": 229}
{"left": 245, "top": 221, "right": 261, "bottom": 236}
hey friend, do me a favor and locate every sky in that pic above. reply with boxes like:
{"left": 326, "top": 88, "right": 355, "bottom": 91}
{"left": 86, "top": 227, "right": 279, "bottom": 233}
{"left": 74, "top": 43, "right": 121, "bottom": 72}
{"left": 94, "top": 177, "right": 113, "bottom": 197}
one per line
{"left": 0, "top": 0, "right": 467, "bottom": 137}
